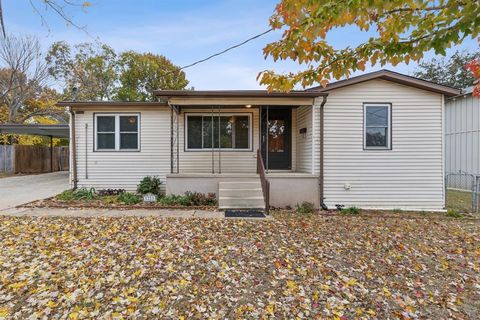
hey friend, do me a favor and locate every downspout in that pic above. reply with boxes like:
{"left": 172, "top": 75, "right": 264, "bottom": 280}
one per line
{"left": 68, "top": 108, "right": 78, "bottom": 190}
{"left": 319, "top": 95, "right": 328, "bottom": 210}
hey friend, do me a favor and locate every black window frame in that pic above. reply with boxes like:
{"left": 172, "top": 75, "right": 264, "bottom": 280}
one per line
{"left": 184, "top": 113, "right": 253, "bottom": 152}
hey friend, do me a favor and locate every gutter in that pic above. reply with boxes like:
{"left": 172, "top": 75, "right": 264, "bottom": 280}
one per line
{"left": 319, "top": 95, "right": 328, "bottom": 210}
{"left": 68, "top": 107, "right": 78, "bottom": 189}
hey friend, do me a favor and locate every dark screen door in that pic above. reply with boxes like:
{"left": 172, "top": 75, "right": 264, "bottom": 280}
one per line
{"left": 261, "top": 108, "right": 292, "bottom": 170}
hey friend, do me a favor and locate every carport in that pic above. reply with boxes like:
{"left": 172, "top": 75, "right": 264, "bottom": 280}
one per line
{"left": 0, "top": 124, "right": 69, "bottom": 173}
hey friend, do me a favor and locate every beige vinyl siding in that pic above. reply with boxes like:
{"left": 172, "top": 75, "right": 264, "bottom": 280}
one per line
{"left": 322, "top": 79, "right": 444, "bottom": 210}
{"left": 296, "top": 106, "right": 313, "bottom": 173}
{"left": 178, "top": 108, "right": 259, "bottom": 173}
{"left": 73, "top": 107, "right": 170, "bottom": 191}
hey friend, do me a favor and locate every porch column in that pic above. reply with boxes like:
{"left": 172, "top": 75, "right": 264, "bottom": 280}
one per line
{"left": 50, "top": 135, "right": 54, "bottom": 172}
{"left": 169, "top": 104, "right": 180, "bottom": 174}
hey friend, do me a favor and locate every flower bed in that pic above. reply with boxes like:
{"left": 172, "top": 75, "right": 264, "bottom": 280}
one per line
{"left": 21, "top": 188, "right": 217, "bottom": 210}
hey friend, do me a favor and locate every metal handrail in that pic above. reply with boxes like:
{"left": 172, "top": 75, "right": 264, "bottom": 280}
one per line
{"left": 257, "top": 149, "right": 270, "bottom": 213}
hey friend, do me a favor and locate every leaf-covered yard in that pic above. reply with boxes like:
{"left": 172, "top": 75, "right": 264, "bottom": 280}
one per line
{"left": 0, "top": 213, "right": 479, "bottom": 319}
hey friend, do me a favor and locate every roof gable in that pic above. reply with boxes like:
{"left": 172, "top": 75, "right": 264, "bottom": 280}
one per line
{"left": 308, "top": 69, "right": 461, "bottom": 97}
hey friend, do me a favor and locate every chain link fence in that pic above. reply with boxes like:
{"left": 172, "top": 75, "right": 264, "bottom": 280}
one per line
{"left": 445, "top": 172, "right": 479, "bottom": 214}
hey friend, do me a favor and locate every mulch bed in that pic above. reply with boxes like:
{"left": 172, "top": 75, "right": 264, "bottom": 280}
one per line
{"left": 19, "top": 197, "right": 217, "bottom": 211}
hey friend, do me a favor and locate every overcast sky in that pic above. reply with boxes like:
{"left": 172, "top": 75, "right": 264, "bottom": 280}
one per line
{"left": 4, "top": 0, "right": 479, "bottom": 90}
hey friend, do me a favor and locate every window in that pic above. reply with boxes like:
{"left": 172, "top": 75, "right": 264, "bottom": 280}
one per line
{"left": 364, "top": 104, "right": 391, "bottom": 149}
{"left": 186, "top": 114, "right": 251, "bottom": 150}
{"left": 95, "top": 114, "right": 139, "bottom": 151}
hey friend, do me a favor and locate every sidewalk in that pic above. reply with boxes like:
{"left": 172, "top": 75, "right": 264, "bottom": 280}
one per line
{"left": 0, "top": 207, "right": 272, "bottom": 219}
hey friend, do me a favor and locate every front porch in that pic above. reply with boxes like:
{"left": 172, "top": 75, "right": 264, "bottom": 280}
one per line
{"left": 157, "top": 90, "right": 326, "bottom": 210}
{"left": 166, "top": 172, "right": 320, "bottom": 209}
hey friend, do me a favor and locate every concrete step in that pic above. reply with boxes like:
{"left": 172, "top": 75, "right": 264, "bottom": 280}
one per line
{"left": 218, "top": 188, "right": 263, "bottom": 198}
{"left": 219, "top": 181, "right": 262, "bottom": 189}
{"left": 218, "top": 180, "right": 265, "bottom": 210}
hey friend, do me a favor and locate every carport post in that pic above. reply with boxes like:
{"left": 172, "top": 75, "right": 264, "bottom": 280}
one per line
{"left": 50, "top": 135, "right": 54, "bottom": 173}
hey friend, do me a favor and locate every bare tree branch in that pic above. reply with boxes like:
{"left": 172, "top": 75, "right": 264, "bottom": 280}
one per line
{"left": 0, "top": 0, "right": 93, "bottom": 38}
{"left": 0, "top": 35, "right": 50, "bottom": 123}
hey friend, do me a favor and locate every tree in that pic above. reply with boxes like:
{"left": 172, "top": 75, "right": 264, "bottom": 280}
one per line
{"left": 413, "top": 50, "right": 480, "bottom": 89}
{"left": 259, "top": 1, "right": 480, "bottom": 91}
{"left": 0, "top": 35, "right": 50, "bottom": 123}
{"left": 115, "top": 51, "right": 189, "bottom": 101}
{"left": 0, "top": 1, "right": 92, "bottom": 37}
{"left": 47, "top": 41, "right": 118, "bottom": 100}
{"left": 466, "top": 39, "right": 480, "bottom": 96}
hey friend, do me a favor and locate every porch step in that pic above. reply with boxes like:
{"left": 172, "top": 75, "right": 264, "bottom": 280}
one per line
{"left": 218, "top": 181, "right": 265, "bottom": 210}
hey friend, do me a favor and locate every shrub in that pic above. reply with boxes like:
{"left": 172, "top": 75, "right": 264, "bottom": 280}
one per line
{"left": 56, "top": 188, "right": 96, "bottom": 201}
{"left": 340, "top": 207, "right": 361, "bottom": 215}
{"left": 392, "top": 208, "right": 403, "bottom": 213}
{"left": 296, "top": 201, "right": 315, "bottom": 214}
{"left": 102, "top": 195, "right": 119, "bottom": 204}
{"left": 184, "top": 191, "right": 217, "bottom": 206}
{"left": 98, "top": 189, "right": 125, "bottom": 196}
{"left": 137, "top": 176, "right": 162, "bottom": 195}
{"left": 118, "top": 192, "right": 141, "bottom": 205}
{"left": 446, "top": 209, "right": 463, "bottom": 218}
{"left": 158, "top": 194, "right": 189, "bottom": 206}
{"left": 56, "top": 189, "right": 76, "bottom": 201}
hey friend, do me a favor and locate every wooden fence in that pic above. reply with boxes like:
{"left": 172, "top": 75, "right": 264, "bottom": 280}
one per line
{"left": 0, "top": 145, "right": 69, "bottom": 174}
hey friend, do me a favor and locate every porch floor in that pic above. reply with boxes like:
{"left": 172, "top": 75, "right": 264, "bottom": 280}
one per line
{"left": 166, "top": 172, "right": 318, "bottom": 178}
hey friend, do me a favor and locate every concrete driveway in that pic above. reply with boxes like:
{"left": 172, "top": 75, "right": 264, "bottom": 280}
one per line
{"left": 0, "top": 171, "right": 69, "bottom": 211}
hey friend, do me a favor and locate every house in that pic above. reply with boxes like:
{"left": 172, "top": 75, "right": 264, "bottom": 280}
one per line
{"left": 445, "top": 87, "right": 480, "bottom": 176}
{"left": 58, "top": 70, "right": 460, "bottom": 211}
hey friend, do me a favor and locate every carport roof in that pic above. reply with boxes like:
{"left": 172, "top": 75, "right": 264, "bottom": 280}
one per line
{"left": 0, "top": 124, "right": 69, "bottom": 138}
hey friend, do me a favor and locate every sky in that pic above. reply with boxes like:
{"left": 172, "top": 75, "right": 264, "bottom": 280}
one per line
{"left": 4, "top": 0, "right": 479, "bottom": 90}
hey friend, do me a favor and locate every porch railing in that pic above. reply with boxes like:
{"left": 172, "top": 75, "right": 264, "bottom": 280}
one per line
{"left": 257, "top": 149, "right": 270, "bottom": 213}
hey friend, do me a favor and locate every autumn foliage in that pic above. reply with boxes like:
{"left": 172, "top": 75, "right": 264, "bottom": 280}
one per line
{"left": 259, "top": 0, "right": 480, "bottom": 91}
{"left": 466, "top": 59, "right": 480, "bottom": 95}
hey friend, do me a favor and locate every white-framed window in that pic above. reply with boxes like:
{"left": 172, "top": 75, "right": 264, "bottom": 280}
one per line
{"left": 185, "top": 113, "right": 252, "bottom": 151}
{"left": 363, "top": 103, "right": 391, "bottom": 150}
{"left": 94, "top": 113, "right": 140, "bottom": 151}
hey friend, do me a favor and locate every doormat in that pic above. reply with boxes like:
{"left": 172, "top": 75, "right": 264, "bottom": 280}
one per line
{"left": 224, "top": 210, "right": 266, "bottom": 218}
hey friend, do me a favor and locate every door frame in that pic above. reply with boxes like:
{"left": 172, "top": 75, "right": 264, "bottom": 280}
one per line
{"left": 260, "top": 106, "right": 293, "bottom": 170}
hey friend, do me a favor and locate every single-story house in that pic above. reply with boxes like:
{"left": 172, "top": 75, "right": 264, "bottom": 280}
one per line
{"left": 58, "top": 70, "right": 460, "bottom": 211}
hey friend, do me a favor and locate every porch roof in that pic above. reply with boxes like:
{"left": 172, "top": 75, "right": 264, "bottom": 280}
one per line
{"left": 154, "top": 90, "right": 326, "bottom": 106}
{"left": 0, "top": 124, "right": 69, "bottom": 138}
{"left": 154, "top": 90, "right": 327, "bottom": 98}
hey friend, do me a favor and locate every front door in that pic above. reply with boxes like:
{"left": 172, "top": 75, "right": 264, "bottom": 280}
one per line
{"left": 261, "top": 107, "right": 292, "bottom": 170}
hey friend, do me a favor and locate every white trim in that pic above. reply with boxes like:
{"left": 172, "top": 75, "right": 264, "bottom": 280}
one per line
{"left": 185, "top": 112, "right": 253, "bottom": 151}
{"left": 363, "top": 103, "right": 392, "bottom": 150}
{"left": 441, "top": 94, "right": 445, "bottom": 208}
{"left": 94, "top": 113, "right": 140, "bottom": 151}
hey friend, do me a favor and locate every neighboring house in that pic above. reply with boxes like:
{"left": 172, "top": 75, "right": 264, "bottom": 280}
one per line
{"left": 445, "top": 87, "right": 480, "bottom": 176}
{"left": 59, "top": 70, "right": 460, "bottom": 211}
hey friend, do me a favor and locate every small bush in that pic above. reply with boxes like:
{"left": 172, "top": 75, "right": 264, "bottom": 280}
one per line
{"left": 118, "top": 192, "right": 141, "bottom": 205}
{"left": 56, "top": 188, "right": 96, "bottom": 201}
{"left": 340, "top": 207, "right": 361, "bottom": 215}
{"left": 392, "top": 208, "right": 403, "bottom": 213}
{"left": 56, "top": 189, "right": 76, "bottom": 201}
{"left": 98, "top": 189, "right": 125, "bottom": 196}
{"left": 137, "top": 176, "right": 162, "bottom": 195}
{"left": 184, "top": 191, "right": 217, "bottom": 206}
{"left": 158, "top": 194, "right": 189, "bottom": 206}
{"left": 296, "top": 201, "right": 315, "bottom": 214}
{"left": 446, "top": 209, "right": 463, "bottom": 218}
{"left": 102, "top": 195, "right": 119, "bottom": 204}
